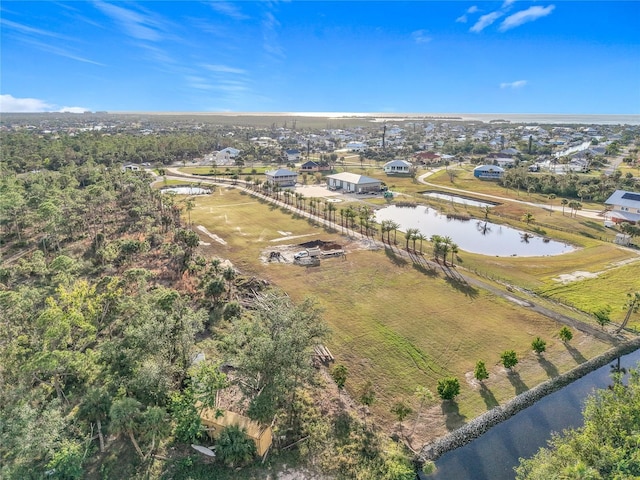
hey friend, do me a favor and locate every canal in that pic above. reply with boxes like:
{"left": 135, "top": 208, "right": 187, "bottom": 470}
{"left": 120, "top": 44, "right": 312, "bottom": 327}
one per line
{"left": 429, "top": 348, "right": 640, "bottom": 479}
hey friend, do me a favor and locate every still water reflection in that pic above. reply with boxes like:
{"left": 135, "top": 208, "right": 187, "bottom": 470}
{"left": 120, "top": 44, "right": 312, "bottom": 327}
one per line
{"left": 430, "top": 349, "right": 640, "bottom": 479}
{"left": 374, "top": 205, "right": 575, "bottom": 257}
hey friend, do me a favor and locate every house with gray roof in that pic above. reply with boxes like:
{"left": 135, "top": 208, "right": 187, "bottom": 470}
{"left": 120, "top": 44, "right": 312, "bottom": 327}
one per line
{"left": 265, "top": 168, "right": 298, "bottom": 187}
{"left": 605, "top": 190, "right": 640, "bottom": 224}
{"left": 326, "top": 172, "right": 382, "bottom": 193}
{"left": 383, "top": 160, "right": 413, "bottom": 175}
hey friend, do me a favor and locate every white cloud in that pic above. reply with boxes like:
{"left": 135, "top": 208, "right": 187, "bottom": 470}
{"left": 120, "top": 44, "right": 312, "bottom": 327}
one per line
{"left": 456, "top": 5, "right": 480, "bottom": 23}
{"left": 500, "top": 80, "right": 527, "bottom": 89}
{"left": 93, "top": 1, "right": 165, "bottom": 42}
{"left": 499, "top": 5, "right": 555, "bottom": 31}
{"left": 209, "top": 1, "right": 249, "bottom": 21}
{"left": 202, "top": 64, "right": 247, "bottom": 75}
{"left": 470, "top": 11, "right": 504, "bottom": 32}
{"left": 0, "top": 94, "right": 54, "bottom": 112}
{"left": 411, "top": 30, "right": 432, "bottom": 44}
{"left": 0, "top": 94, "right": 88, "bottom": 113}
{"left": 0, "top": 18, "right": 71, "bottom": 40}
{"left": 502, "top": 0, "right": 517, "bottom": 7}
{"left": 262, "top": 11, "right": 284, "bottom": 59}
{"left": 60, "top": 106, "right": 89, "bottom": 113}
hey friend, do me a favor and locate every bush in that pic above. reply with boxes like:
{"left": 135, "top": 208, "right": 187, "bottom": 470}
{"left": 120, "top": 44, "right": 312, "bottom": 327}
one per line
{"left": 558, "top": 326, "right": 573, "bottom": 343}
{"left": 531, "top": 337, "right": 546, "bottom": 354}
{"left": 437, "top": 377, "right": 461, "bottom": 400}
{"left": 501, "top": 350, "right": 519, "bottom": 370}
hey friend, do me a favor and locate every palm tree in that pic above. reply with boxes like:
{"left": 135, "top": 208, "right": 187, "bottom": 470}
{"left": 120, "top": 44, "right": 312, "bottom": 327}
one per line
{"left": 405, "top": 228, "right": 419, "bottom": 251}
{"left": 223, "top": 266, "right": 236, "bottom": 300}
{"left": 327, "top": 202, "right": 337, "bottom": 225}
{"left": 410, "top": 386, "right": 434, "bottom": 436}
{"left": 389, "top": 221, "right": 400, "bottom": 245}
{"left": 450, "top": 242, "right": 459, "bottom": 266}
{"left": 380, "top": 220, "right": 391, "bottom": 244}
{"left": 414, "top": 232, "right": 427, "bottom": 254}
{"left": 109, "top": 397, "right": 144, "bottom": 458}
{"left": 216, "top": 425, "right": 257, "bottom": 468}
{"left": 522, "top": 212, "right": 535, "bottom": 226}
{"left": 548, "top": 194, "right": 556, "bottom": 215}
{"left": 616, "top": 291, "right": 640, "bottom": 333}
{"left": 561, "top": 198, "right": 568, "bottom": 215}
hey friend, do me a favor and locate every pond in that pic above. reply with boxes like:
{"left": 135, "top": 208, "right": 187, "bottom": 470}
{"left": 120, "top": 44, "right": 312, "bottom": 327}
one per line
{"left": 374, "top": 205, "right": 575, "bottom": 257}
{"left": 161, "top": 186, "right": 211, "bottom": 195}
{"left": 423, "top": 191, "right": 498, "bottom": 209}
{"left": 429, "top": 348, "right": 640, "bottom": 480}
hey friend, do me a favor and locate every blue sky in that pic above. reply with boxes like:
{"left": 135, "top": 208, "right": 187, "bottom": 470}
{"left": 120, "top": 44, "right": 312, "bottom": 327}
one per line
{"left": 1, "top": 1, "right": 638, "bottom": 114}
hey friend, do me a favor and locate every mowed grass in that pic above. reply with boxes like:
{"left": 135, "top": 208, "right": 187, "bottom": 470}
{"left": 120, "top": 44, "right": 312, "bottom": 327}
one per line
{"left": 535, "top": 261, "right": 640, "bottom": 329}
{"left": 187, "top": 186, "right": 614, "bottom": 433}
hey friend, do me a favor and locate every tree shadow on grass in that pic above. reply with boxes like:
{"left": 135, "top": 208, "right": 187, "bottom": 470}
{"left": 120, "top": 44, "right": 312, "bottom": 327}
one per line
{"left": 537, "top": 355, "right": 559, "bottom": 378}
{"left": 444, "top": 275, "right": 479, "bottom": 298}
{"left": 384, "top": 247, "right": 409, "bottom": 267}
{"left": 507, "top": 371, "right": 529, "bottom": 395}
{"left": 479, "top": 384, "right": 499, "bottom": 409}
{"left": 565, "top": 343, "right": 587, "bottom": 364}
{"left": 412, "top": 262, "right": 439, "bottom": 278}
{"left": 442, "top": 400, "right": 467, "bottom": 430}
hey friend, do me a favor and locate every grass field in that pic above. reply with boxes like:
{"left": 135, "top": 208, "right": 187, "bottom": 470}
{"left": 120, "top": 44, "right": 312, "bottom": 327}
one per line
{"left": 183, "top": 186, "right": 637, "bottom": 442}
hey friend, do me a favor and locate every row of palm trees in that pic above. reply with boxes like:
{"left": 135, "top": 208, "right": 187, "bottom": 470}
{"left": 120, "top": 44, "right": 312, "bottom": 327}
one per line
{"left": 245, "top": 179, "right": 462, "bottom": 264}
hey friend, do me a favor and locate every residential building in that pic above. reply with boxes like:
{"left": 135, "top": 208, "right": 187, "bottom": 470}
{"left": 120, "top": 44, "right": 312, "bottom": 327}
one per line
{"left": 383, "top": 160, "right": 413, "bottom": 175}
{"left": 265, "top": 168, "right": 298, "bottom": 187}
{"left": 326, "top": 172, "right": 382, "bottom": 193}
{"left": 473, "top": 165, "right": 505, "bottom": 180}
{"left": 605, "top": 190, "right": 640, "bottom": 224}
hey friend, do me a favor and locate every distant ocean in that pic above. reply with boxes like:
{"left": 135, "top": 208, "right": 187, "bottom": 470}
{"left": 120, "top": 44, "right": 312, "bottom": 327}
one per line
{"left": 283, "top": 112, "right": 640, "bottom": 125}
{"left": 126, "top": 111, "right": 640, "bottom": 125}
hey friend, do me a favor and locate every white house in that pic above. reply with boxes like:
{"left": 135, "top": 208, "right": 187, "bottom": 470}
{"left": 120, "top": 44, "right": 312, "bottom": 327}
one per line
{"left": 326, "top": 172, "right": 382, "bottom": 193}
{"left": 265, "top": 168, "right": 298, "bottom": 187}
{"left": 383, "top": 160, "right": 413, "bottom": 175}
{"left": 604, "top": 190, "right": 640, "bottom": 224}
{"left": 215, "top": 147, "right": 241, "bottom": 166}
{"left": 285, "top": 149, "right": 301, "bottom": 162}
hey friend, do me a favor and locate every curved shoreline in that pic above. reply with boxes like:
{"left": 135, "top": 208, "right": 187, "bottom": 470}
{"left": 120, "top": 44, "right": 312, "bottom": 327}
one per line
{"left": 417, "top": 336, "right": 640, "bottom": 462}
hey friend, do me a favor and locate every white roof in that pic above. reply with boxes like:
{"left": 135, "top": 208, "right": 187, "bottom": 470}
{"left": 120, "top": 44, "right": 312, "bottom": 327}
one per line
{"left": 326, "top": 172, "right": 381, "bottom": 185}
{"left": 605, "top": 190, "right": 640, "bottom": 208}
{"left": 383, "top": 160, "right": 412, "bottom": 167}
{"left": 474, "top": 165, "right": 504, "bottom": 172}
{"left": 266, "top": 168, "right": 298, "bottom": 177}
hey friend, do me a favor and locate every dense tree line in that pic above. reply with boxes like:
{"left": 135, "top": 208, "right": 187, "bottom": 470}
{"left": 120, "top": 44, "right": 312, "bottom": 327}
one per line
{"left": 1, "top": 165, "right": 417, "bottom": 479}
{"left": 0, "top": 130, "right": 223, "bottom": 173}
{"left": 499, "top": 167, "right": 638, "bottom": 202}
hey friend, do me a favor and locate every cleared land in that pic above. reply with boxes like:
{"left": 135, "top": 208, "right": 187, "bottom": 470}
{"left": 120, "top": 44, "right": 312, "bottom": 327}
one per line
{"left": 184, "top": 185, "right": 636, "bottom": 445}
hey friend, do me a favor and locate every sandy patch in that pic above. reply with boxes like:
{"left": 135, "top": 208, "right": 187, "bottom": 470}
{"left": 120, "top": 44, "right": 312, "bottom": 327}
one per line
{"left": 198, "top": 241, "right": 211, "bottom": 246}
{"left": 553, "top": 271, "right": 598, "bottom": 284}
{"left": 277, "top": 231, "right": 293, "bottom": 236}
{"left": 196, "top": 225, "right": 227, "bottom": 245}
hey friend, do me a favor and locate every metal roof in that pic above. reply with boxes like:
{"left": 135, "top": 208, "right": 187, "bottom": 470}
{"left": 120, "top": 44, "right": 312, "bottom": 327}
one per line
{"left": 605, "top": 189, "right": 640, "bottom": 208}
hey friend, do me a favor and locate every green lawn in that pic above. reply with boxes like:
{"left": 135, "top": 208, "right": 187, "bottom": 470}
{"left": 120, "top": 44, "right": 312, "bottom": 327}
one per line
{"left": 187, "top": 187, "right": 622, "bottom": 437}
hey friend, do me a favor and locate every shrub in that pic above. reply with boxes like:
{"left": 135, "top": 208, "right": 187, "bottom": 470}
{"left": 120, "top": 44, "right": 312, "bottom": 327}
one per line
{"left": 501, "top": 350, "right": 519, "bottom": 370}
{"left": 437, "top": 377, "right": 461, "bottom": 400}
